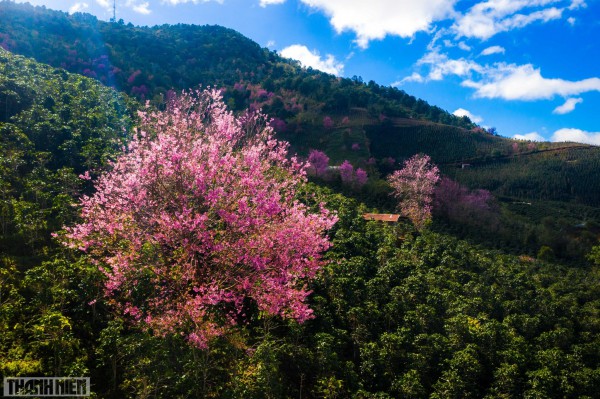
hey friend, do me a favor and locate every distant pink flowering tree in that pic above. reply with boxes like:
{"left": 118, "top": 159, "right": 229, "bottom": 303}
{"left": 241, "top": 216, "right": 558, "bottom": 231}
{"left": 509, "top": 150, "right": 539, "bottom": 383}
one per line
{"left": 127, "top": 69, "right": 141, "bottom": 84}
{"left": 388, "top": 154, "right": 440, "bottom": 230}
{"left": 434, "top": 177, "right": 498, "bottom": 229}
{"left": 355, "top": 168, "right": 368, "bottom": 187}
{"left": 62, "top": 89, "right": 337, "bottom": 349}
{"left": 337, "top": 160, "right": 367, "bottom": 188}
{"left": 339, "top": 160, "right": 354, "bottom": 184}
{"left": 307, "top": 149, "right": 329, "bottom": 177}
{"left": 323, "top": 116, "right": 334, "bottom": 130}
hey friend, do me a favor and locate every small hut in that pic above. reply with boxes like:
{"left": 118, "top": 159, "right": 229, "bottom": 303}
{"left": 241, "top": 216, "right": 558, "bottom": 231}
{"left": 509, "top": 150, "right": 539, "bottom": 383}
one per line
{"left": 363, "top": 213, "right": 400, "bottom": 222}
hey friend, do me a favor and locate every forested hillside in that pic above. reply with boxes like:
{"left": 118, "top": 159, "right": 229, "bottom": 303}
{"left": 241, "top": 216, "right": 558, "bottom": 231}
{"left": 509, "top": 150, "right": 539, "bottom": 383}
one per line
{"left": 2, "top": 2, "right": 599, "bottom": 207}
{"left": 1, "top": 45, "right": 600, "bottom": 399}
{"left": 0, "top": 1, "right": 471, "bottom": 127}
{"left": 1, "top": 3, "right": 600, "bottom": 398}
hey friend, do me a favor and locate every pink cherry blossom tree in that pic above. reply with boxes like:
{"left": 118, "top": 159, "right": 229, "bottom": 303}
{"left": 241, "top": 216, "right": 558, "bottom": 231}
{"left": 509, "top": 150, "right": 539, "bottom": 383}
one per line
{"left": 387, "top": 154, "right": 440, "bottom": 230}
{"left": 434, "top": 177, "right": 498, "bottom": 228}
{"left": 307, "top": 149, "right": 329, "bottom": 177}
{"left": 62, "top": 89, "right": 337, "bottom": 349}
{"left": 355, "top": 168, "right": 368, "bottom": 187}
{"left": 339, "top": 160, "right": 354, "bottom": 184}
{"left": 337, "top": 160, "right": 367, "bottom": 188}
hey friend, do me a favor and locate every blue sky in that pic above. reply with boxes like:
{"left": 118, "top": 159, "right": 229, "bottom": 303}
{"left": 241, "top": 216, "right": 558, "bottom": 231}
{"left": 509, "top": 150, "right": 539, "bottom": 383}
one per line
{"left": 13, "top": 0, "right": 600, "bottom": 144}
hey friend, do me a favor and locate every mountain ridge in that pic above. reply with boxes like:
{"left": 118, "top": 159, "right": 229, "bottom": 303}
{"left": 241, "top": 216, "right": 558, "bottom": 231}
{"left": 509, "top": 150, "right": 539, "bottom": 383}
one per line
{"left": 2, "top": 1, "right": 600, "bottom": 261}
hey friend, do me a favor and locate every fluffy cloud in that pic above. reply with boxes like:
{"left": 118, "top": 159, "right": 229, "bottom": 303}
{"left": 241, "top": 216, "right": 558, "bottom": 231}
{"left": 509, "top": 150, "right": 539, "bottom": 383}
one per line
{"left": 480, "top": 45, "right": 505, "bottom": 55}
{"left": 553, "top": 97, "right": 583, "bottom": 114}
{"left": 130, "top": 1, "right": 151, "bottom": 14}
{"left": 410, "top": 50, "right": 600, "bottom": 102}
{"left": 458, "top": 41, "right": 471, "bottom": 51}
{"left": 417, "top": 50, "right": 484, "bottom": 81}
{"left": 280, "top": 44, "right": 344, "bottom": 76}
{"left": 513, "top": 132, "right": 545, "bottom": 141}
{"left": 295, "top": 0, "right": 457, "bottom": 48}
{"left": 69, "top": 2, "right": 89, "bottom": 13}
{"left": 453, "top": 108, "right": 483, "bottom": 123}
{"left": 552, "top": 128, "right": 600, "bottom": 145}
{"left": 95, "top": 0, "right": 111, "bottom": 9}
{"left": 259, "top": 0, "right": 285, "bottom": 6}
{"left": 462, "top": 63, "right": 600, "bottom": 100}
{"left": 568, "top": 0, "right": 586, "bottom": 10}
{"left": 452, "top": 0, "right": 577, "bottom": 40}
{"left": 391, "top": 72, "right": 425, "bottom": 86}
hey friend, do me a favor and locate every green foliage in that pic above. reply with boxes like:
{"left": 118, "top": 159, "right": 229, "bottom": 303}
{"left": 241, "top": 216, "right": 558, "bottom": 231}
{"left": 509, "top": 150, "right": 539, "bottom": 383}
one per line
{"left": 0, "top": 4, "right": 600, "bottom": 398}
{"left": 0, "top": 48, "right": 135, "bottom": 382}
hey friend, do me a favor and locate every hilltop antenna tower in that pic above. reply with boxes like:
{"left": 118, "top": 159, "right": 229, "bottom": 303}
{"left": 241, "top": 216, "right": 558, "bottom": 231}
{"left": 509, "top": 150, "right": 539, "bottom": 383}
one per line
{"left": 110, "top": 0, "right": 116, "bottom": 22}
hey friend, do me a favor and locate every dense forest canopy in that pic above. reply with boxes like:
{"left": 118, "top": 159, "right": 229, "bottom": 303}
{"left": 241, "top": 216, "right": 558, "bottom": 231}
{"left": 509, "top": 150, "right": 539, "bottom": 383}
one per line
{"left": 1, "top": 2, "right": 600, "bottom": 398}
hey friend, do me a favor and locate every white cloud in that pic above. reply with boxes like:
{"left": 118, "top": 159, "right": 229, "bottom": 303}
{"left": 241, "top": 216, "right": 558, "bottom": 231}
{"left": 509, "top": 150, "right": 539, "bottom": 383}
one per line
{"left": 69, "top": 2, "right": 89, "bottom": 13}
{"left": 458, "top": 41, "right": 471, "bottom": 51}
{"left": 552, "top": 128, "right": 600, "bottom": 145}
{"left": 392, "top": 72, "right": 425, "bottom": 86}
{"left": 95, "top": 0, "right": 111, "bottom": 9}
{"left": 453, "top": 108, "right": 483, "bottom": 123}
{"left": 568, "top": 0, "right": 586, "bottom": 10}
{"left": 409, "top": 50, "right": 600, "bottom": 103}
{"left": 441, "top": 39, "right": 471, "bottom": 51}
{"left": 417, "top": 50, "right": 484, "bottom": 81}
{"left": 567, "top": 16, "right": 576, "bottom": 25}
{"left": 298, "top": 0, "right": 458, "bottom": 48}
{"left": 260, "top": 0, "right": 285, "bottom": 6}
{"left": 462, "top": 63, "right": 600, "bottom": 100}
{"left": 280, "top": 44, "right": 344, "bottom": 76}
{"left": 480, "top": 45, "right": 505, "bottom": 55}
{"left": 131, "top": 1, "right": 151, "bottom": 14}
{"left": 453, "top": 0, "right": 570, "bottom": 40}
{"left": 513, "top": 132, "right": 545, "bottom": 141}
{"left": 553, "top": 97, "right": 583, "bottom": 114}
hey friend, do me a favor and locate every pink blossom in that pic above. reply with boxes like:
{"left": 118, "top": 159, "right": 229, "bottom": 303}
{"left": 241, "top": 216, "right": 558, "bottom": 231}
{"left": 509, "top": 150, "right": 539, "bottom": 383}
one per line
{"left": 127, "top": 69, "right": 141, "bottom": 84}
{"left": 388, "top": 154, "right": 440, "bottom": 230}
{"left": 339, "top": 160, "right": 354, "bottom": 184}
{"left": 233, "top": 82, "right": 246, "bottom": 91}
{"left": 61, "top": 89, "right": 337, "bottom": 348}
{"left": 434, "top": 177, "right": 497, "bottom": 225}
{"left": 355, "top": 168, "right": 368, "bottom": 187}
{"left": 307, "top": 149, "right": 329, "bottom": 177}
